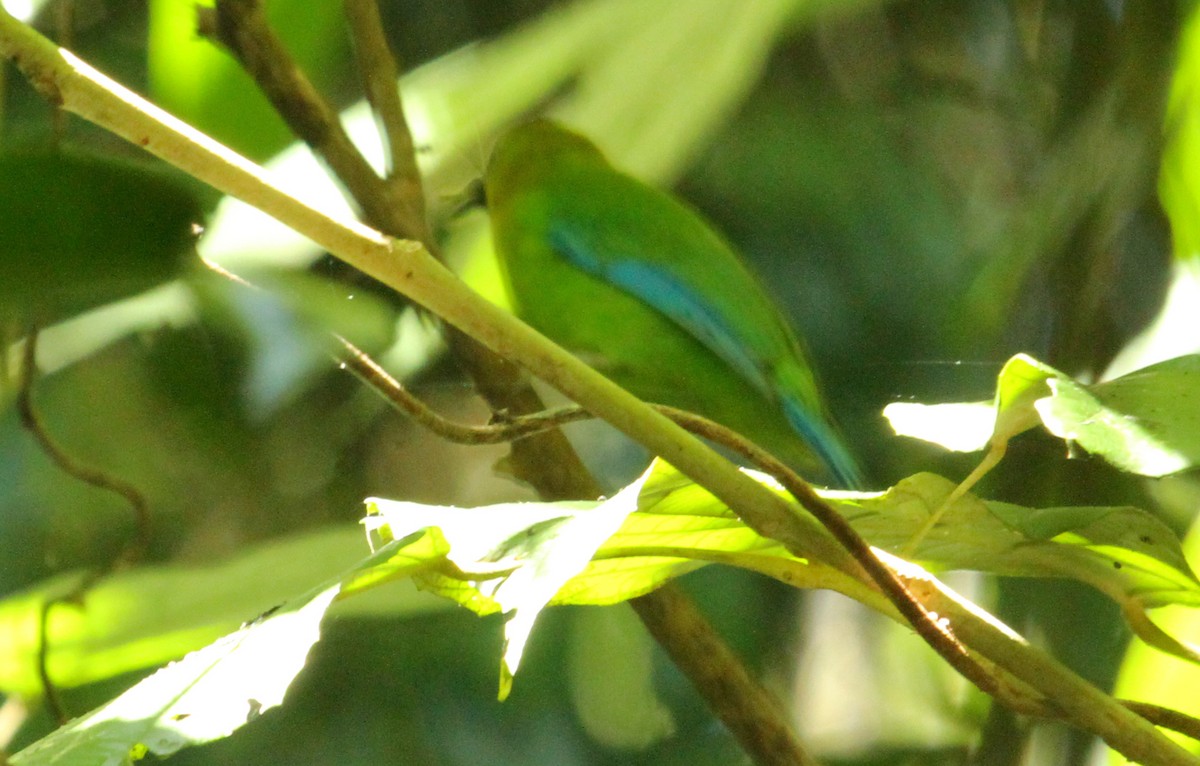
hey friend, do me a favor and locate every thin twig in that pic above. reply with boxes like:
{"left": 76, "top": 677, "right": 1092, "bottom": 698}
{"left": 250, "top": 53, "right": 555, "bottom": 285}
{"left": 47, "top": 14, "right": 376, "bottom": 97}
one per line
{"left": 18, "top": 327, "right": 150, "bottom": 724}
{"left": 208, "top": 0, "right": 409, "bottom": 238}
{"left": 205, "top": 7, "right": 816, "bottom": 757}
{"left": 338, "top": 336, "right": 591, "bottom": 442}
{"left": 36, "top": 600, "right": 68, "bottom": 724}
{"left": 342, "top": 0, "right": 425, "bottom": 229}
{"left": 16, "top": 331, "right": 150, "bottom": 564}
{"left": 5, "top": 15, "right": 1193, "bottom": 764}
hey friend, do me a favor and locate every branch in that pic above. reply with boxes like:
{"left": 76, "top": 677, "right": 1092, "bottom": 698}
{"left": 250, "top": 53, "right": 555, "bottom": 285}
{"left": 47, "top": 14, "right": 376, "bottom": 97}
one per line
{"left": 341, "top": 0, "right": 425, "bottom": 219}
{"left": 16, "top": 332, "right": 150, "bottom": 564}
{"left": 202, "top": 0, "right": 410, "bottom": 238}
{"left": 1, "top": 14, "right": 1193, "bottom": 765}
{"left": 190, "top": 6, "right": 820, "bottom": 761}
{"left": 342, "top": 334, "right": 1200, "bottom": 760}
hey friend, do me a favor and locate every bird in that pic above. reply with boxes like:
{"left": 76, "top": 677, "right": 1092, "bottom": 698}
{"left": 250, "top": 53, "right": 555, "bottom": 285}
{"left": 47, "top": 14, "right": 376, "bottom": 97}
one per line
{"left": 483, "top": 119, "right": 862, "bottom": 488}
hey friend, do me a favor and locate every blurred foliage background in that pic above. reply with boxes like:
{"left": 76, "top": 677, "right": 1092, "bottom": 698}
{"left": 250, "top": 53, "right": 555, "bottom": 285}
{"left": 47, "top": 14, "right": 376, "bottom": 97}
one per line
{"left": 2, "top": 0, "right": 1200, "bottom": 764}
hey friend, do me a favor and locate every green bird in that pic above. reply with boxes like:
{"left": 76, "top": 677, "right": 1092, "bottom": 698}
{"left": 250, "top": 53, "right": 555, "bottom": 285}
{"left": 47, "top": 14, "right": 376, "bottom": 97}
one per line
{"left": 484, "top": 120, "right": 862, "bottom": 488}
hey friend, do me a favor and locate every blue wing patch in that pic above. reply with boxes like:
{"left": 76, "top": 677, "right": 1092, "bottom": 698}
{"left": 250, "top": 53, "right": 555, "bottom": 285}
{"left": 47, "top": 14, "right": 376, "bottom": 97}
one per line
{"left": 550, "top": 227, "right": 773, "bottom": 398}
{"left": 550, "top": 226, "right": 863, "bottom": 489}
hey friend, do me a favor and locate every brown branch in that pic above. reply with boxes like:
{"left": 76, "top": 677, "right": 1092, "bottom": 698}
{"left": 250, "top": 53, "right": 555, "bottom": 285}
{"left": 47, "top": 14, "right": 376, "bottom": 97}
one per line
{"left": 338, "top": 336, "right": 591, "bottom": 443}
{"left": 630, "top": 585, "right": 820, "bottom": 766}
{"left": 206, "top": 8, "right": 816, "bottom": 762}
{"left": 16, "top": 331, "right": 150, "bottom": 564}
{"left": 207, "top": 0, "right": 409, "bottom": 238}
{"left": 342, "top": 0, "right": 425, "bottom": 229}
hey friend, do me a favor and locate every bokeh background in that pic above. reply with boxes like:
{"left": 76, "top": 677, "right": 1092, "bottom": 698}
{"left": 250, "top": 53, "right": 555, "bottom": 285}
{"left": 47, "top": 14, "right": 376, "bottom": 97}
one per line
{"left": 2, "top": 0, "right": 1200, "bottom": 763}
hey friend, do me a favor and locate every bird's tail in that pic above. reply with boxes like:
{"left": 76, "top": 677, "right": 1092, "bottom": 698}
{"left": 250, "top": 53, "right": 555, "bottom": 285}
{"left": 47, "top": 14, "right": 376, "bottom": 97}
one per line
{"left": 774, "top": 363, "right": 865, "bottom": 489}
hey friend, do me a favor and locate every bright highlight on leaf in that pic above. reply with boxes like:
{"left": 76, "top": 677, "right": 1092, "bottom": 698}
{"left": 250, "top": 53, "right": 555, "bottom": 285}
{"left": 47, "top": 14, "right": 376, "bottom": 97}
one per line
{"left": 886, "top": 353, "right": 1200, "bottom": 478}
{"left": 365, "top": 476, "right": 646, "bottom": 699}
{"left": 10, "top": 586, "right": 340, "bottom": 765}
{"left": 4, "top": 537, "right": 444, "bottom": 764}
{"left": 882, "top": 400, "right": 996, "bottom": 452}
{"left": 0, "top": 529, "right": 444, "bottom": 699}
{"left": 359, "top": 459, "right": 1200, "bottom": 697}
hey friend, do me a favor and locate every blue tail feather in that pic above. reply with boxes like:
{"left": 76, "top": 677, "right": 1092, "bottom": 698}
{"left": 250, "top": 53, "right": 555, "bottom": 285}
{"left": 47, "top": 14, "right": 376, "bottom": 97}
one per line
{"left": 780, "top": 396, "right": 864, "bottom": 489}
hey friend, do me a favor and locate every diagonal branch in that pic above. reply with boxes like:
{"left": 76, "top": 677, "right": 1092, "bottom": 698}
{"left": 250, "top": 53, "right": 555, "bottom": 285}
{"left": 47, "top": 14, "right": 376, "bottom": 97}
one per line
{"left": 191, "top": 6, "right": 818, "bottom": 762}
{"left": 2, "top": 13, "right": 1194, "bottom": 765}
{"left": 341, "top": 331, "right": 1200, "bottom": 752}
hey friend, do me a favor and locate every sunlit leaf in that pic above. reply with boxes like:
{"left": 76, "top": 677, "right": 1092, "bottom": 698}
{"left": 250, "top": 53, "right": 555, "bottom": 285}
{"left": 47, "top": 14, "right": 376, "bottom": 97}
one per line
{"left": 1041, "top": 355, "right": 1200, "bottom": 477}
{"left": 1112, "top": 512, "right": 1200, "bottom": 759}
{"left": 0, "top": 528, "right": 444, "bottom": 698}
{"left": 359, "top": 460, "right": 1200, "bottom": 694}
{"left": 884, "top": 354, "right": 1060, "bottom": 454}
{"left": 886, "top": 353, "right": 1200, "bottom": 477}
{"left": 4, "top": 534, "right": 446, "bottom": 763}
{"left": 365, "top": 477, "right": 643, "bottom": 699}
{"left": 10, "top": 584, "right": 339, "bottom": 765}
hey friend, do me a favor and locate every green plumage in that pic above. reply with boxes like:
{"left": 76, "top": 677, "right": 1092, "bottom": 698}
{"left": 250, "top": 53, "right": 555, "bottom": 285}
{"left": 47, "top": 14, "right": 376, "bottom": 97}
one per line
{"left": 484, "top": 120, "right": 861, "bottom": 487}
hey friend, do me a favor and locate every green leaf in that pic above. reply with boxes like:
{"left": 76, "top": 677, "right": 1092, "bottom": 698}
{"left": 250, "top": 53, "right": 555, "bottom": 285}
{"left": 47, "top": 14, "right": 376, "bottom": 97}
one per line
{"left": 0, "top": 528, "right": 444, "bottom": 698}
{"left": 1113, "top": 512, "right": 1200, "bottom": 757}
{"left": 1159, "top": 5, "right": 1200, "bottom": 263}
{"left": 359, "top": 460, "right": 1200, "bottom": 694}
{"left": 885, "top": 353, "right": 1200, "bottom": 478}
{"left": 365, "top": 476, "right": 643, "bottom": 699}
{"left": 1040, "top": 355, "right": 1200, "bottom": 477}
{"left": 5, "top": 537, "right": 444, "bottom": 763}
{"left": 10, "top": 585, "right": 340, "bottom": 766}
{"left": 0, "top": 151, "right": 201, "bottom": 323}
